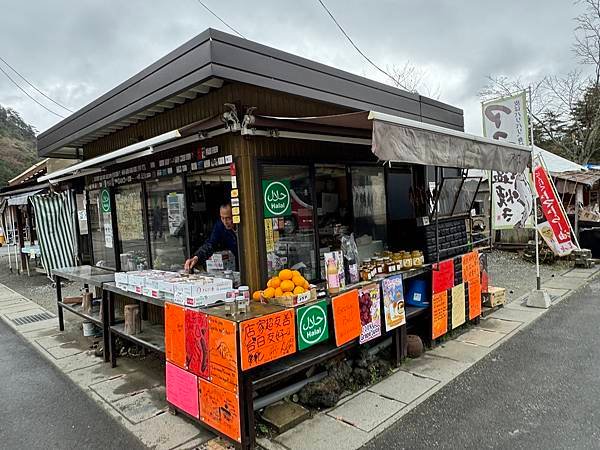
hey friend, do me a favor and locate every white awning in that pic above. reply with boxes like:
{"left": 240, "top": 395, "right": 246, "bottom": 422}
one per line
{"left": 369, "top": 111, "right": 531, "bottom": 173}
{"left": 7, "top": 189, "right": 43, "bottom": 206}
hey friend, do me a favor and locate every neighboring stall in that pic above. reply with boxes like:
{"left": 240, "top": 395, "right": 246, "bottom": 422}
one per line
{"left": 38, "top": 29, "right": 531, "bottom": 449}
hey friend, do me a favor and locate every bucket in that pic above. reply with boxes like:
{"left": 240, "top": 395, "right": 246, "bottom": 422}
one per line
{"left": 406, "top": 279, "right": 430, "bottom": 307}
{"left": 82, "top": 321, "right": 95, "bottom": 337}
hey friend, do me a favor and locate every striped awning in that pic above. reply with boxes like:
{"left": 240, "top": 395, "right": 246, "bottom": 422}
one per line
{"left": 30, "top": 191, "right": 77, "bottom": 275}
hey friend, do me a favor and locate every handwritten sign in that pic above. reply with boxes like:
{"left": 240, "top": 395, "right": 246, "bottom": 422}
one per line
{"left": 432, "top": 291, "right": 448, "bottom": 340}
{"left": 359, "top": 283, "right": 382, "bottom": 344}
{"left": 432, "top": 259, "right": 454, "bottom": 295}
{"left": 451, "top": 283, "right": 466, "bottom": 329}
{"left": 199, "top": 379, "right": 241, "bottom": 442}
{"left": 166, "top": 362, "right": 199, "bottom": 419}
{"left": 382, "top": 275, "right": 406, "bottom": 332}
{"left": 462, "top": 251, "right": 481, "bottom": 320}
{"left": 208, "top": 317, "right": 238, "bottom": 393}
{"left": 240, "top": 309, "right": 296, "bottom": 371}
{"left": 165, "top": 303, "right": 186, "bottom": 368}
{"left": 297, "top": 301, "right": 329, "bottom": 350}
{"left": 332, "top": 290, "right": 361, "bottom": 346}
{"left": 185, "top": 309, "right": 209, "bottom": 379}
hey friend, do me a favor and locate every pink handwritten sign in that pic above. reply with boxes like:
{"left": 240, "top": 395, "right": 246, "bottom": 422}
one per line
{"left": 165, "top": 361, "right": 199, "bottom": 418}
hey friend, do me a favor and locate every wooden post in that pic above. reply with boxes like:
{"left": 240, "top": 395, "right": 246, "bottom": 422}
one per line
{"left": 124, "top": 304, "right": 142, "bottom": 335}
{"left": 82, "top": 291, "right": 93, "bottom": 315}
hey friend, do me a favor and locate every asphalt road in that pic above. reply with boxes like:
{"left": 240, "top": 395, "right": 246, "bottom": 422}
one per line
{"left": 0, "top": 320, "right": 145, "bottom": 449}
{"left": 364, "top": 278, "right": 600, "bottom": 450}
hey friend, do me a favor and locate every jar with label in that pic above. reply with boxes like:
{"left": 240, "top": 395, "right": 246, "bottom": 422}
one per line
{"left": 236, "top": 295, "right": 247, "bottom": 314}
{"left": 411, "top": 251, "right": 423, "bottom": 267}
{"left": 402, "top": 251, "right": 413, "bottom": 269}
{"left": 383, "top": 257, "right": 393, "bottom": 273}
{"left": 225, "top": 297, "right": 237, "bottom": 316}
{"left": 238, "top": 286, "right": 250, "bottom": 300}
{"left": 376, "top": 258, "right": 385, "bottom": 274}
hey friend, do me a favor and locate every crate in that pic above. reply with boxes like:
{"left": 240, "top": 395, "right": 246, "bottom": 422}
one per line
{"left": 482, "top": 286, "right": 506, "bottom": 307}
{"left": 264, "top": 288, "right": 317, "bottom": 307}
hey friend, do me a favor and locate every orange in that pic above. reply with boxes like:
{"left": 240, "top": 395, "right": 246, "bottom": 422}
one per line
{"left": 267, "top": 276, "right": 281, "bottom": 289}
{"left": 283, "top": 292, "right": 294, "bottom": 297}
{"left": 293, "top": 286, "right": 305, "bottom": 295}
{"left": 263, "top": 287, "right": 275, "bottom": 299}
{"left": 303, "top": 280, "right": 310, "bottom": 289}
{"left": 279, "top": 269, "right": 293, "bottom": 281}
{"left": 292, "top": 275, "right": 305, "bottom": 287}
{"left": 252, "top": 291, "right": 262, "bottom": 301}
{"left": 292, "top": 270, "right": 301, "bottom": 278}
{"left": 274, "top": 287, "right": 284, "bottom": 297}
{"left": 280, "top": 279, "right": 295, "bottom": 293}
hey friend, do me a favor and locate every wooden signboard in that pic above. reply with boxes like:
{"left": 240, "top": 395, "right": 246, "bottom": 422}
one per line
{"left": 165, "top": 303, "right": 186, "bottom": 369}
{"left": 462, "top": 251, "right": 482, "bottom": 320}
{"left": 332, "top": 290, "right": 361, "bottom": 346}
{"left": 432, "top": 259, "right": 454, "bottom": 295}
{"left": 208, "top": 316, "right": 238, "bottom": 393}
{"left": 199, "top": 379, "right": 241, "bottom": 443}
{"left": 240, "top": 309, "right": 296, "bottom": 371}
{"left": 185, "top": 309, "right": 209, "bottom": 379}
{"left": 432, "top": 290, "right": 448, "bottom": 340}
{"left": 166, "top": 362, "right": 199, "bottom": 419}
{"left": 451, "top": 283, "right": 466, "bottom": 329}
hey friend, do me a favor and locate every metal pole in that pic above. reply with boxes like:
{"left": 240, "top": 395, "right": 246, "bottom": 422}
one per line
{"left": 529, "top": 86, "right": 541, "bottom": 291}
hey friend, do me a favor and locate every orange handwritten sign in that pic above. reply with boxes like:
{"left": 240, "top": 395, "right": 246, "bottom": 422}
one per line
{"left": 462, "top": 251, "right": 481, "bottom": 320}
{"left": 199, "top": 379, "right": 241, "bottom": 442}
{"left": 432, "top": 290, "right": 448, "bottom": 340}
{"left": 240, "top": 309, "right": 296, "bottom": 371}
{"left": 165, "top": 303, "right": 186, "bottom": 368}
{"left": 208, "top": 316, "right": 238, "bottom": 392}
{"left": 332, "top": 290, "right": 361, "bottom": 346}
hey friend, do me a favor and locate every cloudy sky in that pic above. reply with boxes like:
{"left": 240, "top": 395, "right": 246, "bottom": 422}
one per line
{"left": 0, "top": 0, "right": 582, "bottom": 137}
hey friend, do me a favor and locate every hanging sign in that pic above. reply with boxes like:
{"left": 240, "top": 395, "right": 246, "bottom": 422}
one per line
{"left": 382, "top": 275, "right": 406, "bottom": 332}
{"left": 332, "top": 290, "right": 361, "bottom": 346}
{"left": 166, "top": 362, "right": 199, "bottom": 419}
{"left": 432, "top": 290, "right": 448, "bottom": 340}
{"left": 185, "top": 309, "right": 209, "bottom": 379}
{"left": 462, "top": 251, "right": 482, "bottom": 320}
{"left": 240, "top": 309, "right": 296, "bottom": 371}
{"left": 358, "top": 283, "right": 382, "bottom": 344}
{"left": 262, "top": 180, "right": 291, "bottom": 218}
{"left": 432, "top": 259, "right": 454, "bottom": 295}
{"left": 533, "top": 158, "right": 577, "bottom": 256}
{"left": 451, "top": 283, "right": 466, "bottom": 329}
{"left": 165, "top": 303, "right": 186, "bottom": 369}
{"left": 208, "top": 317, "right": 238, "bottom": 392}
{"left": 491, "top": 171, "right": 534, "bottom": 229}
{"left": 296, "top": 301, "right": 329, "bottom": 350}
{"left": 199, "top": 379, "right": 241, "bottom": 442}
{"left": 482, "top": 92, "right": 529, "bottom": 146}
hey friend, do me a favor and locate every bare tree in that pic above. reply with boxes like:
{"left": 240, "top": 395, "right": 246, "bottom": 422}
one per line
{"left": 481, "top": 0, "right": 600, "bottom": 164}
{"left": 387, "top": 63, "right": 441, "bottom": 99}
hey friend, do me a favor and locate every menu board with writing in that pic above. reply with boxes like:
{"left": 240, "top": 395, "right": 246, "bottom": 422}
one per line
{"left": 432, "top": 290, "right": 448, "bottom": 340}
{"left": 462, "top": 251, "right": 481, "bottom": 320}
{"left": 165, "top": 303, "right": 186, "bottom": 369}
{"left": 208, "top": 317, "right": 238, "bottom": 393}
{"left": 166, "top": 361, "right": 199, "bottom": 418}
{"left": 451, "top": 283, "right": 466, "bottom": 329}
{"left": 199, "top": 379, "right": 241, "bottom": 442}
{"left": 240, "top": 309, "right": 296, "bottom": 371}
{"left": 185, "top": 309, "right": 209, "bottom": 379}
{"left": 382, "top": 275, "right": 406, "bottom": 332}
{"left": 332, "top": 290, "right": 361, "bottom": 346}
{"left": 432, "top": 259, "right": 455, "bottom": 295}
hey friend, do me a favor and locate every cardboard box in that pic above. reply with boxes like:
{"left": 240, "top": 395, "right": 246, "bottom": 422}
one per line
{"left": 174, "top": 290, "right": 229, "bottom": 308}
{"left": 483, "top": 286, "right": 506, "bottom": 307}
{"left": 114, "top": 272, "right": 129, "bottom": 284}
{"left": 265, "top": 288, "right": 317, "bottom": 307}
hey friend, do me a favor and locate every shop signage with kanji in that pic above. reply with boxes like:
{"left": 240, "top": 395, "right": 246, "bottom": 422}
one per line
{"left": 296, "top": 300, "right": 329, "bottom": 350}
{"left": 262, "top": 180, "right": 291, "bottom": 218}
{"left": 482, "top": 92, "right": 529, "bottom": 146}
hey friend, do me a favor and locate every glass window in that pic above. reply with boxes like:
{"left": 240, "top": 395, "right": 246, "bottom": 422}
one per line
{"left": 88, "top": 189, "right": 116, "bottom": 269}
{"left": 261, "top": 165, "right": 317, "bottom": 281}
{"left": 115, "top": 184, "right": 148, "bottom": 271}
{"left": 351, "top": 166, "right": 387, "bottom": 247}
{"left": 146, "top": 177, "right": 187, "bottom": 270}
{"left": 387, "top": 170, "right": 415, "bottom": 220}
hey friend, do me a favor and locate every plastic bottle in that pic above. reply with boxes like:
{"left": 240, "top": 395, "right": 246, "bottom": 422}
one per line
{"left": 327, "top": 260, "right": 340, "bottom": 294}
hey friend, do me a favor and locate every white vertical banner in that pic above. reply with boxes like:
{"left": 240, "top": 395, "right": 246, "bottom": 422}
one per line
{"left": 483, "top": 92, "right": 534, "bottom": 229}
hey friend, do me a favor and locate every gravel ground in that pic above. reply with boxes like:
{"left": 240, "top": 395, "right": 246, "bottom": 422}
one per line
{"left": 487, "top": 249, "right": 572, "bottom": 303}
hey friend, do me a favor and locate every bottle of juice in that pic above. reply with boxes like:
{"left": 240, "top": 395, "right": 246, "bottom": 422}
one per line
{"left": 327, "top": 259, "right": 340, "bottom": 294}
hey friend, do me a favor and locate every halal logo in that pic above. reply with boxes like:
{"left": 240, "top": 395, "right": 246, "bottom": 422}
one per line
{"left": 263, "top": 180, "right": 291, "bottom": 217}
{"left": 100, "top": 189, "right": 111, "bottom": 213}
{"left": 299, "top": 303, "right": 327, "bottom": 346}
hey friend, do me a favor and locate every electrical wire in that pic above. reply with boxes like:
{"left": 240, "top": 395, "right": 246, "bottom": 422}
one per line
{"left": 316, "top": 0, "right": 407, "bottom": 90}
{"left": 193, "top": 0, "right": 246, "bottom": 39}
{"left": 0, "top": 64, "right": 65, "bottom": 118}
{"left": 0, "top": 56, "right": 74, "bottom": 113}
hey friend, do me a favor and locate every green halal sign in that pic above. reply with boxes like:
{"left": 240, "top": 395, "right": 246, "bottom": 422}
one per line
{"left": 297, "top": 300, "right": 329, "bottom": 350}
{"left": 262, "top": 180, "right": 291, "bottom": 218}
{"left": 100, "top": 189, "right": 111, "bottom": 213}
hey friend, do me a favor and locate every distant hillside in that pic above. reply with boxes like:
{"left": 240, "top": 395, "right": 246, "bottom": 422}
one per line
{"left": 0, "top": 106, "right": 40, "bottom": 187}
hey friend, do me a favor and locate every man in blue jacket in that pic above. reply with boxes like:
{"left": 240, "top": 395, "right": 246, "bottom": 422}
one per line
{"left": 184, "top": 203, "right": 238, "bottom": 271}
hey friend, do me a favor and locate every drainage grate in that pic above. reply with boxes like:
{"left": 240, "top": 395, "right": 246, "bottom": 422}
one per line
{"left": 12, "top": 312, "right": 55, "bottom": 326}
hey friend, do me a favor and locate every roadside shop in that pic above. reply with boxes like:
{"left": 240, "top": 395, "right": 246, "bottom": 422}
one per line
{"left": 39, "top": 29, "right": 531, "bottom": 449}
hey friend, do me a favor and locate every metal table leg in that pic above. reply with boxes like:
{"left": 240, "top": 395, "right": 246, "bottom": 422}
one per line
{"left": 55, "top": 275, "right": 64, "bottom": 331}
{"left": 101, "top": 289, "right": 110, "bottom": 363}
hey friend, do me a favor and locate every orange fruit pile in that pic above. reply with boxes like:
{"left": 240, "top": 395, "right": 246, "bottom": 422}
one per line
{"left": 253, "top": 269, "right": 310, "bottom": 300}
